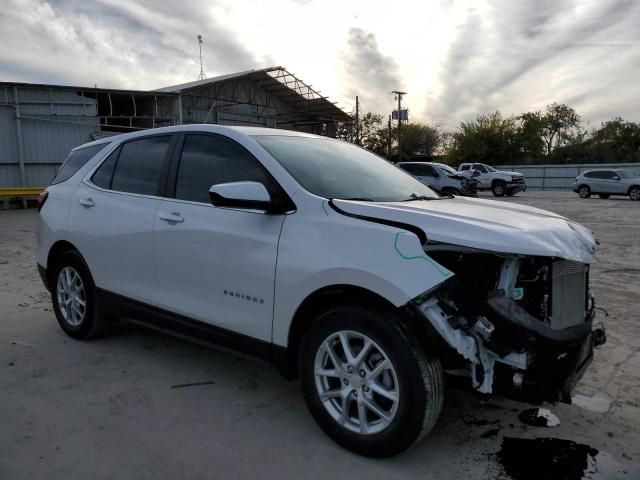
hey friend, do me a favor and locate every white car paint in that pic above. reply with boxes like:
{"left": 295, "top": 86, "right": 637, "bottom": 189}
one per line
{"left": 37, "top": 125, "right": 597, "bottom": 366}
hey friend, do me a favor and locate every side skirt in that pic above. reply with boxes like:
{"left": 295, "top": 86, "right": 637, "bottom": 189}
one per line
{"left": 97, "top": 289, "right": 293, "bottom": 379}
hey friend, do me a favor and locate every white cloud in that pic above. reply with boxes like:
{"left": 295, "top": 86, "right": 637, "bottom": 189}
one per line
{"left": 0, "top": 0, "right": 638, "bottom": 128}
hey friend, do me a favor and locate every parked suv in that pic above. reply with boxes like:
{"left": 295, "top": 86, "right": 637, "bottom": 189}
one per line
{"left": 458, "top": 162, "right": 526, "bottom": 196}
{"left": 37, "top": 125, "right": 605, "bottom": 457}
{"left": 397, "top": 161, "right": 478, "bottom": 196}
{"left": 573, "top": 168, "right": 640, "bottom": 200}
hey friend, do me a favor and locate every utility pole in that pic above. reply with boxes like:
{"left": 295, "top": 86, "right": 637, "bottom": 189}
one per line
{"left": 197, "top": 35, "right": 206, "bottom": 80}
{"left": 392, "top": 90, "right": 406, "bottom": 161}
{"left": 354, "top": 95, "right": 360, "bottom": 145}
{"left": 388, "top": 115, "right": 392, "bottom": 159}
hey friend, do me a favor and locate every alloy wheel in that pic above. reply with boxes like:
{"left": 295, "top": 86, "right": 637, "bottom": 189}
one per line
{"left": 314, "top": 330, "right": 400, "bottom": 435}
{"left": 56, "top": 266, "right": 86, "bottom": 326}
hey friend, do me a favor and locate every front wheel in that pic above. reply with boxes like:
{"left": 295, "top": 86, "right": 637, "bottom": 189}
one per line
{"left": 299, "top": 306, "right": 443, "bottom": 457}
{"left": 630, "top": 187, "right": 640, "bottom": 201}
{"left": 492, "top": 181, "right": 506, "bottom": 197}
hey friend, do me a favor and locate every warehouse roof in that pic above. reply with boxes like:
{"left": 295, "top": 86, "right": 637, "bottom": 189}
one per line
{"left": 155, "top": 66, "right": 351, "bottom": 122}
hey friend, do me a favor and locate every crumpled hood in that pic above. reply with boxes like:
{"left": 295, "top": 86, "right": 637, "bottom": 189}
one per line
{"left": 333, "top": 196, "right": 597, "bottom": 263}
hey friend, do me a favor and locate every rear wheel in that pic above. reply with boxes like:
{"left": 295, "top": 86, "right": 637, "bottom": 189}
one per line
{"left": 492, "top": 181, "right": 506, "bottom": 197}
{"left": 578, "top": 185, "right": 591, "bottom": 198}
{"left": 300, "top": 306, "right": 443, "bottom": 457}
{"left": 630, "top": 186, "right": 640, "bottom": 201}
{"left": 598, "top": 193, "right": 610, "bottom": 199}
{"left": 51, "top": 251, "right": 110, "bottom": 339}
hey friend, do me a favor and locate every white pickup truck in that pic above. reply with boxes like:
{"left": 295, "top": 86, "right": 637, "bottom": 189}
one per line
{"left": 458, "top": 162, "right": 527, "bottom": 196}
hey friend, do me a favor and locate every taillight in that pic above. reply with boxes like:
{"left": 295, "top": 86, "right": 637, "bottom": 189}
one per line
{"left": 37, "top": 191, "right": 49, "bottom": 212}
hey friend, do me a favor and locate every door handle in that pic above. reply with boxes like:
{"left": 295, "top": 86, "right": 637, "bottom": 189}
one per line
{"left": 158, "top": 212, "right": 184, "bottom": 223}
{"left": 78, "top": 197, "right": 95, "bottom": 208}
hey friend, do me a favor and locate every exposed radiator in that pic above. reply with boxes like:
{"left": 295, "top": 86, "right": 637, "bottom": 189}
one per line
{"left": 550, "top": 260, "right": 588, "bottom": 329}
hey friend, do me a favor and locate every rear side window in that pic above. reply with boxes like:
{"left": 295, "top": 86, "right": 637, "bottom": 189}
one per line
{"left": 460, "top": 164, "right": 470, "bottom": 171}
{"left": 110, "top": 136, "right": 172, "bottom": 196}
{"left": 91, "top": 149, "right": 119, "bottom": 189}
{"left": 585, "top": 171, "right": 605, "bottom": 179}
{"left": 51, "top": 143, "right": 109, "bottom": 185}
{"left": 174, "top": 134, "right": 272, "bottom": 203}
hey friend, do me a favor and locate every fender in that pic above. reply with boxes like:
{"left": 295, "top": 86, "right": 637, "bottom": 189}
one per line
{"left": 272, "top": 196, "right": 454, "bottom": 346}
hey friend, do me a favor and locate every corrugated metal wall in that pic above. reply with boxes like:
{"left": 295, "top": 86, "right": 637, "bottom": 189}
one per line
{"left": 495, "top": 163, "right": 640, "bottom": 190}
{"left": 0, "top": 85, "right": 98, "bottom": 187}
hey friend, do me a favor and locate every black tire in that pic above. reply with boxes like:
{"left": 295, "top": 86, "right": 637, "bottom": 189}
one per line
{"left": 598, "top": 193, "right": 610, "bottom": 199}
{"left": 629, "top": 186, "right": 640, "bottom": 201}
{"left": 578, "top": 185, "right": 591, "bottom": 198}
{"left": 492, "top": 181, "right": 506, "bottom": 197}
{"left": 299, "top": 305, "right": 443, "bottom": 457}
{"left": 50, "top": 250, "right": 110, "bottom": 339}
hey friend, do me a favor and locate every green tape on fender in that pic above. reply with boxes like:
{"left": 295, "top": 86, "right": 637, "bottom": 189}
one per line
{"left": 321, "top": 201, "right": 329, "bottom": 216}
{"left": 394, "top": 232, "right": 452, "bottom": 278}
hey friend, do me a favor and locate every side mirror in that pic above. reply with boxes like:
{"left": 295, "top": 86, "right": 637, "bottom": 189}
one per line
{"left": 612, "top": 176, "right": 620, "bottom": 181}
{"left": 209, "top": 181, "right": 284, "bottom": 213}
{"left": 473, "top": 169, "right": 482, "bottom": 177}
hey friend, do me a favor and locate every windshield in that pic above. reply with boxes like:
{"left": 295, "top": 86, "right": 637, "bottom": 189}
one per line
{"left": 618, "top": 169, "right": 639, "bottom": 179}
{"left": 484, "top": 164, "right": 497, "bottom": 172}
{"left": 254, "top": 136, "right": 439, "bottom": 201}
{"left": 435, "top": 163, "right": 457, "bottom": 175}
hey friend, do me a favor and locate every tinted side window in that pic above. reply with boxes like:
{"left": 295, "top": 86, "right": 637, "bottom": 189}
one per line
{"left": 175, "top": 134, "right": 272, "bottom": 204}
{"left": 473, "top": 164, "right": 487, "bottom": 173}
{"left": 399, "top": 164, "right": 418, "bottom": 175}
{"left": 91, "top": 148, "right": 119, "bottom": 189}
{"left": 51, "top": 143, "right": 109, "bottom": 185}
{"left": 460, "top": 164, "right": 470, "bottom": 171}
{"left": 110, "top": 136, "right": 171, "bottom": 195}
{"left": 601, "top": 171, "right": 617, "bottom": 179}
{"left": 420, "top": 165, "right": 438, "bottom": 177}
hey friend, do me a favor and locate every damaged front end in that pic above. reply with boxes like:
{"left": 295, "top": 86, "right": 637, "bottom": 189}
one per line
{"left": 411, "top": 250, "right": 606, "bottom": 404}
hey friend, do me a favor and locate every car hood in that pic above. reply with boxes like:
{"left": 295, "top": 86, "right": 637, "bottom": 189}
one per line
{"left": 333, "top": 196, "right": 597, "bottom": 263}
{"left": 496, "top": 171, "right": 523, "bottom": 177}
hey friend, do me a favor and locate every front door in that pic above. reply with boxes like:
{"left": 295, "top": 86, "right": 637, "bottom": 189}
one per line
{"left": 153, "top": 133, "right": 286, "bottom": 341}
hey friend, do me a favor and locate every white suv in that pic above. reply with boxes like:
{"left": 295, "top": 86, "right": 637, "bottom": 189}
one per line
{"left": 37, "top": 125, "right": 605, "bottom": 457}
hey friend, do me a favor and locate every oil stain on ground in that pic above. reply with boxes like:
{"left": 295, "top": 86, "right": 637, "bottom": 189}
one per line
{"left": 497, "top": 437, "right": 598, "bottom": 480}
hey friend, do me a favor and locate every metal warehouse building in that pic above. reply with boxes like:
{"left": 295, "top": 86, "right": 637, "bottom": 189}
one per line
{"left": 0, "top": 66, "right": 351, "bottom": 191}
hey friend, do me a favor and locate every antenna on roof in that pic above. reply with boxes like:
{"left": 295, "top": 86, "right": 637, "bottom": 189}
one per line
{"left": 197, "top": 35, "right": 206, "bottom": 80}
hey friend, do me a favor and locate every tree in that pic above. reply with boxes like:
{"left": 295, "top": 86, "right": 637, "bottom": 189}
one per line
{"left": 446, "top": 112, "right": 519, "bottom": 165}
{"left": 540, "top": 103, "right": 581, "bottom": 155}
{"left": 398, "top": 122, "right": 441, "bottom": 158}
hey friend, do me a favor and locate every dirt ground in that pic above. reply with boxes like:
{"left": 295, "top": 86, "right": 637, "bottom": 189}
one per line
{"left": 1, "top": 191, "right": 639, "bottom": 479}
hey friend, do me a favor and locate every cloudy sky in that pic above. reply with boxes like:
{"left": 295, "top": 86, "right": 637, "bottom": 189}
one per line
{"left": 1, "top": 0, "right": 638, "bottom": 128}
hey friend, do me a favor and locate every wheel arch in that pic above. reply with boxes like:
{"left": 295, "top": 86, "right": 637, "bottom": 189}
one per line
{"left": 281, "top": 284, "right": 398, "bottom": 379}
{"left": 628, "top": 184, "right": 640, "bottom": 194}
{"left": 46, "top": 240, "right": 85, "bottom": 285}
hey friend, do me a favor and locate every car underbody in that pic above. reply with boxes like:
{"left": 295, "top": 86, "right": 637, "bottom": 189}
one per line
{"left": 412, "top": 247, "right": 606, "bottom": 404}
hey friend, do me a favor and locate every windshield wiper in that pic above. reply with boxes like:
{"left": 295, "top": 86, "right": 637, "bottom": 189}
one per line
{"left": 341, "top": 197, "right": 375, "bottom": 202}
{"left": 401, "top": 193, "right": 438, "bottom": 202}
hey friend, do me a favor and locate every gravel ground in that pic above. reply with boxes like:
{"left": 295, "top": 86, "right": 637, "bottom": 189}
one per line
{"left": 1, "top": 191, "right": 638, "bottom": 479}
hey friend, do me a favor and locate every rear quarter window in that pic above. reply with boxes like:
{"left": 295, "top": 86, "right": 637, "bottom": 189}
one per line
{"left": 51, "top": 143, "right": 109, "bottom": 185}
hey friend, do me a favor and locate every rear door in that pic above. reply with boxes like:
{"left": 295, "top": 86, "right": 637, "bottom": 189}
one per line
{"left": 69, "top": 134, "right": 175, "bottom": 305}
{"left": 153, "top": 132, "right": 286, "bottom": 341}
